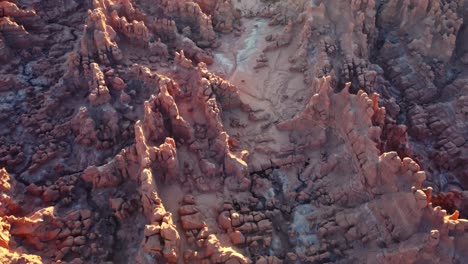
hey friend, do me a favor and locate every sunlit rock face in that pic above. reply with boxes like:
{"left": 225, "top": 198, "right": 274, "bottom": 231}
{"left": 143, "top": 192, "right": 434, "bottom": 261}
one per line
{"left": 0, "top": 0, "right": 467, "bottom": 263}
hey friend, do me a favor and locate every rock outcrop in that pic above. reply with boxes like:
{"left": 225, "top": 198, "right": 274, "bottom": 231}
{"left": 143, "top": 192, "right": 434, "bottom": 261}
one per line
{"left": 0, "top": 0, "right": 467, "bottom": 263}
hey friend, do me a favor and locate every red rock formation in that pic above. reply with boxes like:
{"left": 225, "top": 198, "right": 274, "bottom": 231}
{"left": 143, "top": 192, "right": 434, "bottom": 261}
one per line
{"left": 0, "top": 0, "right": 467, "bottom": 263}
